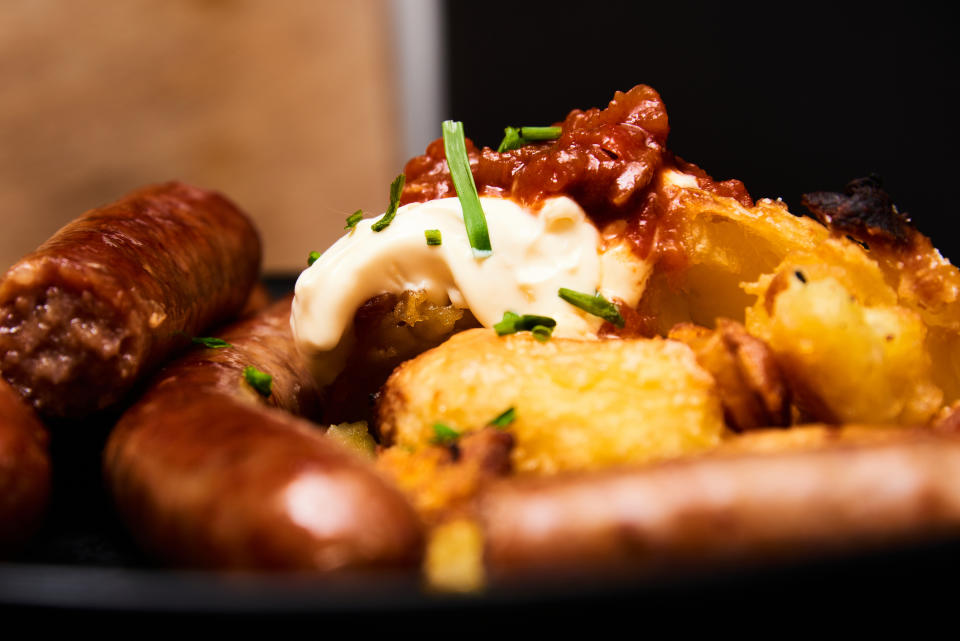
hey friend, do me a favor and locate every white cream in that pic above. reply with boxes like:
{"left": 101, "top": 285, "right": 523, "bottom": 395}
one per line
{"left": 291, "top": 196, "right": 651, "bottom": 385}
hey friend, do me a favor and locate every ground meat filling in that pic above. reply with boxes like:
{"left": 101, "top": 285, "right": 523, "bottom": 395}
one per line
{"left": 0, "top": 284, "right": 138, "bottom": 414}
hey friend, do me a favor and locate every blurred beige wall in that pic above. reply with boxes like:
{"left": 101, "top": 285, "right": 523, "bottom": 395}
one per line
{"left": 0, "top": 0, "right": 401, "bottom": 273}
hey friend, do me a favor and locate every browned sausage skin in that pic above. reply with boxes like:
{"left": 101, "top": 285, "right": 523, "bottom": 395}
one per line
{"left": 104, "top": 297, "right": 423, "bottom": 571}
{"left": 480, "top": 430, "right": 960, "bottom": 578}
{"left": 0, "top": 379, "right": 51, "bottom": 551}
{"left": 0, "top": 182, "right": 261, "bottom": 418}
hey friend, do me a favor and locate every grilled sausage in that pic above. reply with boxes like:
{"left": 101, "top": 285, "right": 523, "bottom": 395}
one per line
{"left": 480, "top": 429, "right": 960, "bottom": 578}
{"left": 0, "top": 379, "right": 51, "bottom": 550}
{"left": 104, "top": 297, "right": 423, "bottom": 571}
{"left": 0, "top": 181, "right": 261, "bottom": 418}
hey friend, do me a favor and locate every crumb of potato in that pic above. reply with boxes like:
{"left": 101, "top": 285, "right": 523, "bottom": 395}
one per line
{"left": 424, "top": 519, "right": 485, "bottom": 594}
{"left": 325, "top": 421, "right": 376, "bottom": 459}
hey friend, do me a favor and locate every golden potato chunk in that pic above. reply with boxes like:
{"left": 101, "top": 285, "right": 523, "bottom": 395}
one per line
{"left": 634, "top": 171, "right": 829, "bottom": 334}
{"left": 745, "top": 240, "right": 942, "bottom": 425}
{"left": 378, "top": 329, "right": 726, "bottom": 474}
{"left": 376, "top": 427, "right": 514, "bottom": 525}
{"left": 423, "top": 519, "right": 485, "bottom": 594}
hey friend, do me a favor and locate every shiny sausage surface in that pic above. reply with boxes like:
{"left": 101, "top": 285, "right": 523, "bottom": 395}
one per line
{"left": 481, "top": 430, "right": 960, "bottom": 577}
{"left": 0, "top": 181, "right": 261, "bottom": 418}
{"left": 0, "top": 378, "right": 51, "bottom": 551}
{"left": 104, "top": 297, "right": 423, "bottom": 571}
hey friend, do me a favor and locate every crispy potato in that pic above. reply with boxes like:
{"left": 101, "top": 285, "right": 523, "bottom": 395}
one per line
{"left": 634, "top": 172, "right": 960, "bottom": 420}
{"left": 378, "top": 328, "right": 726, "bottom": 474}
{"left": 634, "top": 170, "right": 828, "bottom": 334}
{"left": 376, "top": 445, "right": 483, "bottom": 523}
{"left": 744, "top": 239, "right": 943, "bottom": 424}
{"left": 668, "top": 319, "right": 790, "bottom": 431}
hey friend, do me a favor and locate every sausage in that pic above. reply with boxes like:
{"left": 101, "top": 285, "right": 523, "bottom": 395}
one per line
{"left": 104, "top": 297, "right": 423, "bottom": 571}
{"left": 480, "top": 429, "right": 960, "bottom": 578}
{"left": 0, "top": 181, "right": 261, "bottom": 418}
{"left": 0, "top": 378, "right": 51, "bottom": 550}
{"left": 239, "top": 281, "right": 273, "bottom": 319}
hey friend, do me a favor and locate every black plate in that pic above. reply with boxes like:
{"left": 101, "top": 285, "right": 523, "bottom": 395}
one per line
{"left": 3, "top": 276, "right": 958, "bottom": 617}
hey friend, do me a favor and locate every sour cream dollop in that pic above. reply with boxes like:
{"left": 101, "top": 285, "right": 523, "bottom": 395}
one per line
{"left": 291, "top": 196, "right": 651, "bottom": 385}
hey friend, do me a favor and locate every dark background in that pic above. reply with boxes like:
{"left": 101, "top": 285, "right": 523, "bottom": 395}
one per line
{"left": 446, "top": 2, "right": 958, "bottom": 258}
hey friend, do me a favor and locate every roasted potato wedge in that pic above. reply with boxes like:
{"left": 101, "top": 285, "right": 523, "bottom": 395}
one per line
{"left": 378, "top": 328, "right": 726, "bottom": 473}
{"left": 744, "top": 239, "right": 943, "bottom": 425}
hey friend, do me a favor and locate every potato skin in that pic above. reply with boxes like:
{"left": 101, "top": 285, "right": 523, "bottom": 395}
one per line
{"left": 378, "top": 328, "right": 725, "bottom": 474}
{"left": 0, "top": 379, "right": 50, "bottom": 551}
{"left": 481, "top": 428, "right": 960, "bottom": 577}
{"left": 105, "top": 297, "right": 423, "bottom": 571}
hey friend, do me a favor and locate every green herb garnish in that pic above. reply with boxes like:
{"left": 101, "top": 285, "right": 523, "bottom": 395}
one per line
{"left": 243, "top": 365, "right": 273, "bottom": 397}
{"left": 442, "top": 120, "right": 492, "bottom": 258}
{"left": 493, "top": 311, "right": 557, "bottom": 336}
{"left": 431, "top": 422, "right": 460, "bottom": 445}
{"left": 531, "top": 324, "right": 553, "bottom": 342}
{"left": 307, "top": 250, "right": 322, "bottom": 266}
{"left": 371, "top": 174, "right": 406, "bottom": 232}
{"left": 557, "top": 288, "right": 625, "bottom": 327}
{"left": 191, "top": 336, "right": 232, "bottom": 349}
{"left": 425, "top": 229, "right": 442, "bottom": 246}
{"left": 493, "top": 311, "right": 521, "bottom": 335}
{"left": 497, "top": 125, "right": 562, "bottom": 152}
{"left": 497, "top": 127, "right": 522, "bottom": 153}
{"left": 490, "top": 407, "right": 516, "bottom": 429}
{"left": 344, "top": 209, "right": 363, "bottom": 231}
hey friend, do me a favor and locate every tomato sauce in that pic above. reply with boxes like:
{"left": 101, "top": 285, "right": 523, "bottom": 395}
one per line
{"left": 402, "top": 84, "right": 752, "bottom": 263}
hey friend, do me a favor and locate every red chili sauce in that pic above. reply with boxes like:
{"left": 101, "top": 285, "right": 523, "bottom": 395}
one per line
{"left": 401, "top": 84, "right": 753, "bottom": 336}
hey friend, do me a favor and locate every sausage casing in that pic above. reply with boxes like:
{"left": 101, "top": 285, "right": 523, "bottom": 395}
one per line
{"left": 481, "top": 430, "right": 960, "bottom": 577}
{"left": 0, "top": 379, "right": 51, "bottom": 550}
{"left": 0, "top": 182, "right": 261, "bottom": 418}
{"left": 104, "top": 297, "right": 423, "bottom": 571}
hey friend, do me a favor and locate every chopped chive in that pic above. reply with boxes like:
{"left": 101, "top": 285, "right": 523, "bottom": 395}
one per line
{"left": 490, "top": 407, "right": 516, "bottom": 429}
{"left": 531, "top": 324, "right": 553, "bottom": 342}
{"left": 344, "top": 209, "right": 363, "bottom": 230}
{"left": 558, "top": 288, "right": 625, "bottom": 328}
{"left": 497, "top": 126, "right": 522, "bottom": 153}
{"left": 497, "top": 125, "right": 562, "bottom": 152}
{"left": 515, "top": 315, "right": 557, "bottom": 331}
{"left": 431, "top": 422, "right": 460, "bottom": 445}
{"left": 425, "top": 229, "right": 442, "bottom": 246}
{"left": 442, "top": 120, "right": 492, "bottom": 258}
{"left": 494, "top": 311, "right": 521, "bottom": 335}
{"left": 493, "top": 311, "right": 557, "bottom": 336}
{"left": 191, "top": 336, "right": 232, "bottom": 349}
{"left": 243, "top": 365, "right": 273, "bottom": 397}
{"left": 520, "top": 126, "right": 562, "bottom": 140}
{"left": 371, "top": 174, "right": 406, "bottom": 232}
{"left": 307, "top": 250, "right": 322, "bottom": 266}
